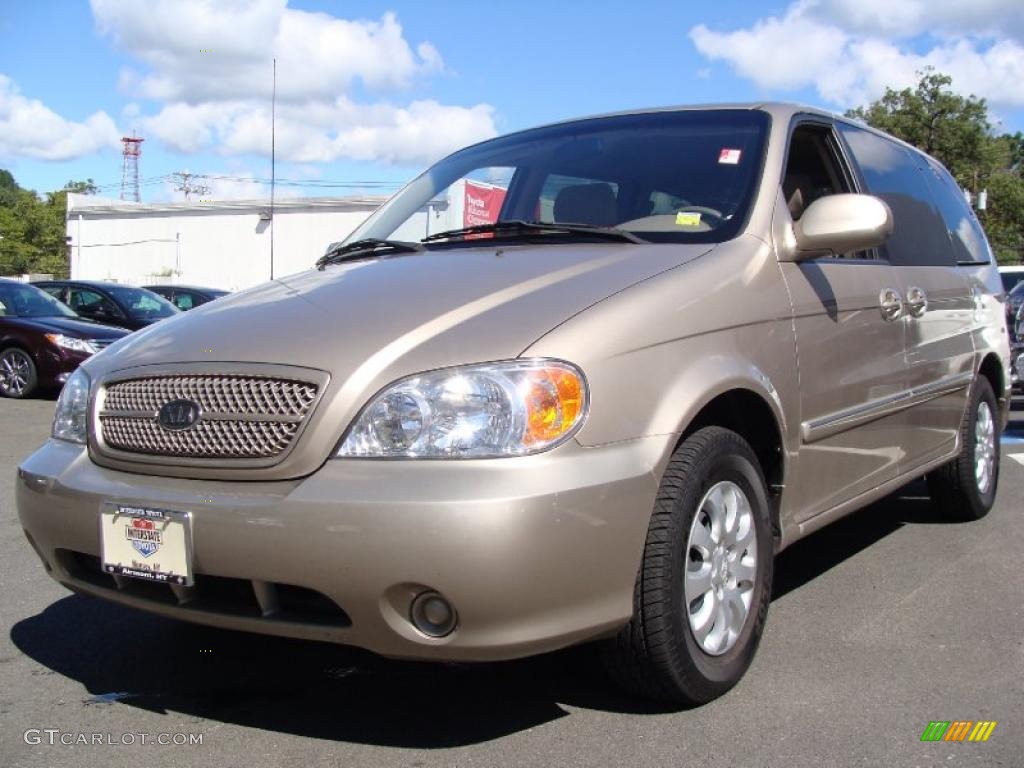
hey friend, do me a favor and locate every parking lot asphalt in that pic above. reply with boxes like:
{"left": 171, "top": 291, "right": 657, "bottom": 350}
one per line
{"left": 1, "top": 397, "right": 1022, "bottom": 768}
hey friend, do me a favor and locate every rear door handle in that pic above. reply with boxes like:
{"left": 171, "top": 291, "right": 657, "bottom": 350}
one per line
{"left": 905, "top": 286, "right": 928, "bottom": 318}
{"left": 879, "top": 288, "right": 904, "bottom": 322}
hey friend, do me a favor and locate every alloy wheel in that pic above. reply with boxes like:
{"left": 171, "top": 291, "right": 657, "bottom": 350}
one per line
{"left": 0, "top": 350, "right": 32, "bottom": 397}
{"left": 684, "top": 480, "right": 758, "bottom": 656}
{"left": 974, "top": 400, "right": 996, "bottom": 494}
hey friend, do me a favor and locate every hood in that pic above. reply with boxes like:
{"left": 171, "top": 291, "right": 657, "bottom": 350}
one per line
{"left": 84, "top": 242, "right": 712, "bottom": 479}
{"left": 4, "top": 315, "right": 129, "bottom": 339}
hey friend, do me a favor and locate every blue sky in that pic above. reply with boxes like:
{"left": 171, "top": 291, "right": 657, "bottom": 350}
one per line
{"left": 2, "top": 0, "right": 1022, "bottom": 201}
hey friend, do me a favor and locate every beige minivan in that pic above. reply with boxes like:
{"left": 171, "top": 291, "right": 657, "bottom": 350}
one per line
{"left": 17, "top": 103, "right": 1011, "bottom": 704}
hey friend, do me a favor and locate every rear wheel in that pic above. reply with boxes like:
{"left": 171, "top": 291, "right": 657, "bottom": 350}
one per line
{"left": 0, "top": 348, "right": 38, "bottom": 399}
{"left": 927, "top": 376, "right": 1000, "bottom": 520}
{"left": 603, "top": 426, "right": 774, "bottom": 704}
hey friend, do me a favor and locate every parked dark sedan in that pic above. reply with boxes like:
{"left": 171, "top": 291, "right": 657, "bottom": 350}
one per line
{"left": 0, "top": 279, "right": 129, "bottom": 398}
{"left": 143, "top": 284, "right": 228, "bottom": 311}
{"left": 33, "top": 280, "right": 178, "bottom": 331}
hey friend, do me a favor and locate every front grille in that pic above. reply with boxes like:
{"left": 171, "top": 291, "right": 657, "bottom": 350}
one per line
{"left": 98, "top": 374, "right": 319, "bottom": 460}
{"left": 90, "top": 339, "right": 116, "bottom": 350}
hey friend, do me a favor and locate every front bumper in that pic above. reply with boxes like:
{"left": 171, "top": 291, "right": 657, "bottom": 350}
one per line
{"left": 16, "top": 437, "right": 667, "bottom": 661}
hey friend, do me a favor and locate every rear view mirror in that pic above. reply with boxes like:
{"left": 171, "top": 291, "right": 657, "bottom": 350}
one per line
{"left": 785, "top": 193, "right": 893, "bottom": 261}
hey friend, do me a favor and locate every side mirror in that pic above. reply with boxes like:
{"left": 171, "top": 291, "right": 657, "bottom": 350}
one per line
{"left": 783, "top": 193, "right": 893, "bottom": 261}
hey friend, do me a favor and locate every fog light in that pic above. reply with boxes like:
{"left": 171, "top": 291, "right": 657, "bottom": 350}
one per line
{"left": 410, "top": 591, "right": 457, "bottom": 637}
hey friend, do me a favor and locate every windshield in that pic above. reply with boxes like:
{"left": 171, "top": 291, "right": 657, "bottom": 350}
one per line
{"left": 105, "top": 285, "right": 178, "bottom": 319}
{"left": 0, "top": 283, "right": 78, "bottom": 319}
{"left": 347, "top": 109, "right": 770, "bottom": 246}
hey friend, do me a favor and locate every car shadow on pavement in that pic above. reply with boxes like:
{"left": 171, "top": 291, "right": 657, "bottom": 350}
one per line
{"left": 7, "top": 482, "right": 979, "bottom": 748}
{"left": 771, "top": 478, "right": 967, "bottom": 600}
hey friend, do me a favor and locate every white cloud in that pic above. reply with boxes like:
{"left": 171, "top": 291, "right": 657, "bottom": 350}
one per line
{"left": 142, "top": 98, "right": 496, "bottom": 166}
{"left": 92, "top": 0, "right": 444, "bottom": 102}
{"left": 689, "top": 0, "right": 1024, "bottom": 109}
{"left": 812, "top": 0, "right": 1024, "bottom": 40}
{"left": 0, "top": 75, "right": 121, "bottom": 161}
{"left": 89, "top": 0, "right": 495, "bottom": 166}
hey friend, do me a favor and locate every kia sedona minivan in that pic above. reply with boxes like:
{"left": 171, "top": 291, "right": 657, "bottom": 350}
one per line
{"left": 17, "top": 104, "right": 1010, "bottom": 704}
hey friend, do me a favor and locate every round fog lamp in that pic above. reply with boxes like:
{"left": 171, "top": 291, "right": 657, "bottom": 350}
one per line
{"left": 410, "top": 591, "right": 457, "bottom": 637}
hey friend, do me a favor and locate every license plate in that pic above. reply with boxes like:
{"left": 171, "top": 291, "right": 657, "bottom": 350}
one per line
{"left": 100, "top": 503, "right": 193, "bottom": 586}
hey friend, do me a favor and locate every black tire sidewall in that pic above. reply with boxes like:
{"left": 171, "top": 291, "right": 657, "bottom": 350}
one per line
{"left": 666, "top": 433, "right": 774, "bottom": 691}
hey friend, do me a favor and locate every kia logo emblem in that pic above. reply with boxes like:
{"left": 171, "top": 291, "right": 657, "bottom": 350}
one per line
{"left": 158, "top": 399, "right": 201, "bottom": 431}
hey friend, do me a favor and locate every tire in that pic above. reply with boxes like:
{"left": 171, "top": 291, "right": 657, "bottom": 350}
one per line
{"left": 603, "top": 426, "right": 774, "bottom": 705}
{"left": 0, "top": 347, "right": 38, "bottom": 399}
{"left": 926, "top": 376, "right": 1000, "bottom": 521}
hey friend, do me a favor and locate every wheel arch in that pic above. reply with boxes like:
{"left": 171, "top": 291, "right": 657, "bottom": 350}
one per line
{"left": 672, "top": 385, "right": 786, "bottom": 543}
{"left": 977, "top": 352, "right": 1005, "bottom": 403}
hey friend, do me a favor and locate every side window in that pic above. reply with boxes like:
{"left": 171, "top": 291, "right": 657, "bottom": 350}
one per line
{"left": 537, "top": 173, "right": 620, "bottom": 226}
{"left": 920, "top": 158, "right": 991, "bottom": 264}
{"left": 838, "top": 124, "right": 955, "bottom": 267}
{"left": 69, "top": 288, "right": 118, "bottom": 316}
{"left": 783, "top": 123, "right": 862, "bottom": 256}
{"left": 40, "top": 286, "right": 64, "bottom": 300}
{"left": 174, "top": 292, "right": 195, "bottom": 310}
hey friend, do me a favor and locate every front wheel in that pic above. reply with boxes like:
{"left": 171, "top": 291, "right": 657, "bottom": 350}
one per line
{"left": 602, "top": 426, "right": 774, "bottom": 704}
{"left": 926, "top": 376, "right": 1000, "bottom": 520}
{"left": 0, "top": 348, "right": 38, "bottom": 399}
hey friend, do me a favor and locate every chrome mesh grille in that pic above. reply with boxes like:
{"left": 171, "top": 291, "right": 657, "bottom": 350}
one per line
{"left": 99, "top": 374, "right": 319, "bottom": 460}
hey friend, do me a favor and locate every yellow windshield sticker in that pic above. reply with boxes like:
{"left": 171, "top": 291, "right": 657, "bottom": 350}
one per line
{"left": 675, "top": 211, "right": 702, "bottom": 227}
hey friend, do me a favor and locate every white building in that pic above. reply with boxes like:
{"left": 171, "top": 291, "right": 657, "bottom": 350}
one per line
{"left": 65, "top": 193, "right": 387, "bottom": 291}
{"left": 65, "top": 179, "right": 502, "bottom": 292}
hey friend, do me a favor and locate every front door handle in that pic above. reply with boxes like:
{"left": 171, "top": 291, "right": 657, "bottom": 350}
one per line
{"left": 905, "top": 286, "right": 928, "bottom": 318}
{"left": 879, "top": 288, "right": 904, "bottom": 322}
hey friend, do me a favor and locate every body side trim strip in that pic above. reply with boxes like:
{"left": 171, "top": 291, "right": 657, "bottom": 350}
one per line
{"left": 801, "top": 371, "right": 973, "bottom": 443}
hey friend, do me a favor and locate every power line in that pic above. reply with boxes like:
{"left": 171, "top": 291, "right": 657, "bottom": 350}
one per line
{"left": 170, "top": 171, "right": 210, "bottom": 201}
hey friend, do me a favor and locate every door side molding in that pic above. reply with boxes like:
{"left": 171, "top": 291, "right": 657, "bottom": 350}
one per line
{"left": 802, "top": 371, "right": 973, "bottom": 443}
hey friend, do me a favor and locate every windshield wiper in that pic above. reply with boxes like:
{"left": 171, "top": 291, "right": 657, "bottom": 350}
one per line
{"left": 316, "top": 238, "right": 424, "bottom": 270}
{"left": 420, "top": 219, "right": 645, "bottom": 245}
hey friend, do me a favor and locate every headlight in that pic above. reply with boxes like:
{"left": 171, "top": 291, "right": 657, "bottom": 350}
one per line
{"left": 45, "top": 334, "right": 97, "bottom": 355}
{"left": 337, "top": 359, "right": 588, "bottom": 458}
{"left": 52, "top": 368, "right": 90, "bottom": 444}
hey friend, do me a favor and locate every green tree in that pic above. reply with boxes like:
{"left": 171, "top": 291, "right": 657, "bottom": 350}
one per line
{"left": 0, "top": 170, "right": 92, "bottom": 278}
{"left": 63, "top": 178, "right": 99, "bottom": 195}
{"left": 847, "top": 68, "right": 1024, "bottom": 264}
{"left": 845, "top": 68, "right": 994, "bottom": 184}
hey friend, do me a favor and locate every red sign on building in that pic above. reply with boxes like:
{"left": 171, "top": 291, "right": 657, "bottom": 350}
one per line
{"left": 463, "top": 180, "right": 507, "bottom": 227}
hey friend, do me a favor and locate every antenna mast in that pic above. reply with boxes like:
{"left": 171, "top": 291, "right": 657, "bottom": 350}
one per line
{"left": 270, "top": 57, "right": 276, "bottom": 280}
{"left": 119, "top": 133, "right": 144, "bottom": 202}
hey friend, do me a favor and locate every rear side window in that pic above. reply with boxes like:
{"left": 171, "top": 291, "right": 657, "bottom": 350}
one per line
{"left": 174, "top": 292, "right": 195, "bottom": 310}
{"left": 838, "top": 123, "right": 954, "bottom": 267}
{"left": 919, "top": 158, "right": 991, "bottom": 264}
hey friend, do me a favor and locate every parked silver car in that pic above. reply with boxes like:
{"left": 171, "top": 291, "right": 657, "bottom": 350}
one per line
{"left": 17, "top": 103, "right": 1010, "bottom": 704}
